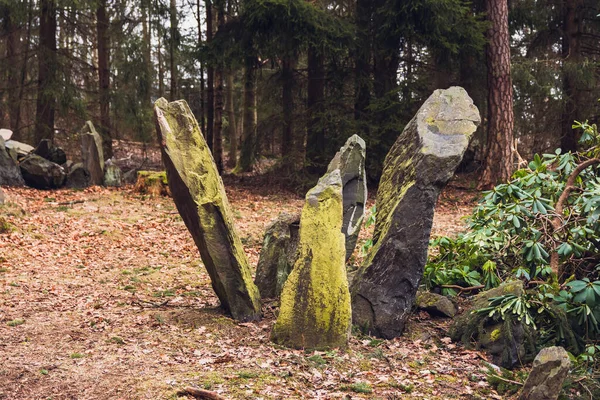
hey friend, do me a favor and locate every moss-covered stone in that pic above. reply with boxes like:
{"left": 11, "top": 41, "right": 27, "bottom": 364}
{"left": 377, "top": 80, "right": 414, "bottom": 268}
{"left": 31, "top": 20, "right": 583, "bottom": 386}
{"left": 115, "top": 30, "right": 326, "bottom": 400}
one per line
{"left": 154, "top": 98, "right": 261, "bottom": 322}
{"left": 80, "top": 121, "right": 104, "bottom": 186}
{"left": 415, "top": 291, "right": 456, "bottom": 317}
{"left": 351, "top": 87, "right": 480, "bottom": 339}
{"left": 134, "top": 171, "right": 170, "bottom": 196}
{"left": 271, "top": 170, "right": 351, "bottom": 350}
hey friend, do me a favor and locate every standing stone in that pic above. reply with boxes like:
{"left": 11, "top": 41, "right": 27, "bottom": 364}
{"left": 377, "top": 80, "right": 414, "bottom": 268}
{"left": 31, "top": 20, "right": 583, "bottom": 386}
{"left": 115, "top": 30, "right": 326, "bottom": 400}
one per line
{"left": 80, "top": 121, "right": 104, "bottom": 185}
{"left": 254, "top": 212, "right": 300, "bottom": 298}
{"left": 20, "top": 155, "right": 66, "bottom": 189}
{"left": 65, "top": 163, "right": 91, "bottom": 188}
{"left": 272, "top": 170, "right": 351, "bottom": 350}
{"left": 0, "top": 137, "right": 25, "bottom": 186}
{"left": 519, "top": 347, "right": 570, "bottom": 400}
{"left": 154, "top": 98, "right": 261, "bottom": 321}
{"left": 104, "top": 161, "right": 123, "bottom": 187}
{"left": 326, "top": 134, "right": 367, "bottom": 260}
{"left": 351, "top": 87, "right": 480, "bottom": 339}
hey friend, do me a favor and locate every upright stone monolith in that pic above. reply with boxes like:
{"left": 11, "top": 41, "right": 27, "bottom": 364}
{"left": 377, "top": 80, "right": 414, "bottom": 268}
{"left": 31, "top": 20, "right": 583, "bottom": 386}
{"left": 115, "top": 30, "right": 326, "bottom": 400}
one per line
{"left": 271, "top": 170, "right": 351, "bottom": 350}
{"left": 351, "top": 86, "right": 480, "bottom": 339}
{"left": 326, "top": 134, "right": 367, "bottom": 260}
{"left": 154, "top": 98, "right": 261, "bottom": 322}
{"left": 80, "top": 121, "right": 104, "bottom": 185}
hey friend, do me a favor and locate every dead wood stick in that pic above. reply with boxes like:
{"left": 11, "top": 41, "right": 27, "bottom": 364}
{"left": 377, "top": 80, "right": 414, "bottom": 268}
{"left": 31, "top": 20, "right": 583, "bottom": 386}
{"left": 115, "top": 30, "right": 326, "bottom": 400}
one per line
{"left": 178, "top": 386, "right": 228, "bottom": 400}
{"left": 58, "top": 200, "right": 85, "bottom": 206}
{"left": 488, "top": 374, "right": 524, "bottom": 386}
{"left": 441, "top": 284, "right": 484, "bottom": 292}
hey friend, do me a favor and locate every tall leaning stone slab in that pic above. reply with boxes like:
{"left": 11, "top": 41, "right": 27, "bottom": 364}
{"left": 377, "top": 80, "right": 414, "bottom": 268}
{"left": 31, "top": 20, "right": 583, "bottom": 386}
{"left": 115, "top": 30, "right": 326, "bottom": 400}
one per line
{"left": 154, "top": 98, "right": 261, "bottom": 321}
{"left": 80, "top": 121, "right": 104, "bottom": 185}
{"left": 326, "top": 134, "right": 367, "bottom": 260}
{"left": 271, "top": 170, "right": 351, "bottom": 350}
{"left": 351, "top": 87, "right": 480, "bottom": 338}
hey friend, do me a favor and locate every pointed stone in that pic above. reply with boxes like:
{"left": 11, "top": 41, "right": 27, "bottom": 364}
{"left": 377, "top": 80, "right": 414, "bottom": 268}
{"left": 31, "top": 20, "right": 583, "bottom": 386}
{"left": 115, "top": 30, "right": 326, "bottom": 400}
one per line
{"left": 272, "top": 170, "right": 351, "bottom": 350}
{"left": 80, "top": 121, "right": 104, "bottom": 185}
{"left": 351, "top": 86, "right": 480, "bottom": 339}
{"left": 519, "top": 346, "right": 570, "bottom": 400}
{"left": 154, "top": 98, "right": 261, "bottom": 321}
{"left": 326, "top": 134, "right": 367, "bottom": 260}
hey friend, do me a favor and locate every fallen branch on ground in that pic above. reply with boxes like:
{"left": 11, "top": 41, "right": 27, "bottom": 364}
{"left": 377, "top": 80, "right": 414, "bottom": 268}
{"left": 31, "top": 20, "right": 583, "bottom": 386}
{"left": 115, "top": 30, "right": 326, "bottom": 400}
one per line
{"left": 177, "top": 386, "right": 228, "bottom": 400}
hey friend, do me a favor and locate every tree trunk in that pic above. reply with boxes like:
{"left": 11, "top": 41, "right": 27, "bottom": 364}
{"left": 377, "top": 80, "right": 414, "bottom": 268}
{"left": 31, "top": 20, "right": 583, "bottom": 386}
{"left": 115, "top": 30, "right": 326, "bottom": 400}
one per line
{"left": 478, "top": 0, "right": 514, "bottom": 189}
{"left": 142, "top": 0, "right": 152, "bottom": 106}
{"left": 226, "top": 72, "right": 237, "bottom": 168}
{"left": 97, "top": 0, "right": 112, "bottom": 158}
{"left": 354, "top": 0, "right": 371, "bottom": 121}
{"left": 197, "top": 0, "right": 206, "bottom": 137}
{"left": 13, "top": 0, "right": 33, "bottom": 141}
{"left": 306, "top": 46, "right": 326, "bottom": 173}
{"left": 213, "top": 5, "right": 225, "bottom": 173}
{"left": 205, "top": 0, "right": 214, "bottom": 151}
{"left": 560, "top": 0, "right": 582, "bottom": 152}
{"left": 169, "top": 0, "right": 178, "bottom": 101}
{"left": 281, "top": 57, "right": 296, "bottom": 169}
{"left": 238, "top": 56, "right": 257, "bottom": 172}
{"left": 6, "top": 5, "right": 21, "bottom": 133}
{"left": 35, "top": 0, "right": 57, "bottom": 144}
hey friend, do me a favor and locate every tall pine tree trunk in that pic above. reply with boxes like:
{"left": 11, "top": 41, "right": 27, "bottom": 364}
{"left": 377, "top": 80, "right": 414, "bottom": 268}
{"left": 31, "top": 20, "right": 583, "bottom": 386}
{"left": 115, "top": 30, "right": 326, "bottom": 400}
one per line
{"left": 205, "top": 0, "right": 214, "bottom": 151}
{"left": 197, "top": 0, "right": 206, "bottom": 137}
{"left": 97, "top": 0, "right": 112, "bottom": 158}
{"left": 306, "top": 46, "right": 325, "bottom": 173}
{"left": 226, "top": 72, "right": 237, "bottom": 168}
{"left": 35, "top": 0, "right": 57, "bottom": 144}
{"left": 354, "top": 0, "right": 371, "bottom": 121}
{"left": 238, "top": 56, "right": 257, "bottom": 172}
{"left": 6, "top": 6, "right": 21, "bottom": 133}
{"left": 142, "top": 0, "right": 152, "bottom": 107}
{"left": 479, "top": 0, "right": 514, "bottom": 188}
{"left": 213, "top": 5, "right": 225, "bottom": 172}
{"left": 281, "top": 56, "right": 297, "bottom": 169}
{"left": 13, "top": 0, "right": 33, "bottom": 141}
{"left": 169, "top": 0, "right": 178, "bottom": 100}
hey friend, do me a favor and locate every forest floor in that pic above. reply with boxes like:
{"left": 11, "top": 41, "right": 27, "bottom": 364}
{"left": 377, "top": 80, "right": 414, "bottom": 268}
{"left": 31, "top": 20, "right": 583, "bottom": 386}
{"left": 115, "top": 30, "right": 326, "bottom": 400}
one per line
{"left": 0, "top": 176, "right": 509, "bottom": 400}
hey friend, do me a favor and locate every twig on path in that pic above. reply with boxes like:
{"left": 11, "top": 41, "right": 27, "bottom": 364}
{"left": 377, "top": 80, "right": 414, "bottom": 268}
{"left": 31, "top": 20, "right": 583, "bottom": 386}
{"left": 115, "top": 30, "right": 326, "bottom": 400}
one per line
{"left": 488, "top": 374, "right": 523, "bottom": 386}
{"left": 177, "top": 386, "right": 228, "bottom": 400}
{"left": 441, "top": 284, "right": 484, "bottom": 293}
{"left": 57, "top": 200, "right": 85, "bottom": 206}
{"left": 132, "top": 297, "right": 171, "bottom": 308}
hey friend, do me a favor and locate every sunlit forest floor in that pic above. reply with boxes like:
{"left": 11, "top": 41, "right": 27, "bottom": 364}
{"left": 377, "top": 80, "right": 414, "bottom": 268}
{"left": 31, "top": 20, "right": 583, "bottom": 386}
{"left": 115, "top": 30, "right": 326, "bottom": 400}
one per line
{"left": 0, "top": 177, "right": 499, "bottom": 400}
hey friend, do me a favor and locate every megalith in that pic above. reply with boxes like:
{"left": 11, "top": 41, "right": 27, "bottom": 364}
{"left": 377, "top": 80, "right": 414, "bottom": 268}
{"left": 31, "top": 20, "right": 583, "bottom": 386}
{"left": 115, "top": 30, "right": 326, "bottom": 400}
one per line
{"left": 80, "top": 121, "right": 104, "bottom": 185}
{"left": 20, "top": 155, "right": 66, "bottom": 189}
{"left": 254, "top": 212, "right": 300, "bottom": 299}
{"left": 271, "top": 170, "right": 351, "bottom": 350}
{"left": 326, "top": 134, "right": 367, "bottom": 260}
{"left": 519, "top": 346, "right": 570, "bottom": 400}
{"left": 0, "top": 137, "right": 24, "bottom": 186}
{"left": 154, "top": 98, "right": 261, "bottom": 322}
{"left": 351, "top": 86, "right": 480, "bottom": 339}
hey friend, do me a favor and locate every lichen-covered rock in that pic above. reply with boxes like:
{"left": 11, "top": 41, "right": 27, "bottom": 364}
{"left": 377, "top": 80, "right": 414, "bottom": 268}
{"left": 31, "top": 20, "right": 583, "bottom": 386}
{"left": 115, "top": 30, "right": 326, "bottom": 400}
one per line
{"left": 154, "top": 98, "right": 261, "bottom": 322}
{"left": 351, "top": 87, "right": 480, "bottom": 339}
{"left": 449, "top": 281, "right": 535, "bottom": 368}
{"left": 20, "top": 154, "right": 66, "bottom": 189}
{"left": 0, "top": 137, "right": 24, "bottom": 186}
{"left": 272, "top": 170, "right": 351, "bottom": 350}
{"left": 254, "top": 212, "right": 300, "bottom": 299}
{"left": 519, "top": 346, "right": 570, "bottom": 400}
{"left": 80, "top": 121, "right": 104, "bottom": 185}
{"left": 104, "top": 162, "right": 123, "bottom": 187}
{"left": 34, "top": 139, "right": 67, "bottom": 165}
{"left": 65, "top": 163, "right": 91, "bottom": 188}
{"left": 415, "top": 291, "right": 456, "bottom": 317}
{"left": 133, "top": 171, "right": 170, "bottom": 196}
{"left": 326, "top": 134, "right": 367, "bottom": 260}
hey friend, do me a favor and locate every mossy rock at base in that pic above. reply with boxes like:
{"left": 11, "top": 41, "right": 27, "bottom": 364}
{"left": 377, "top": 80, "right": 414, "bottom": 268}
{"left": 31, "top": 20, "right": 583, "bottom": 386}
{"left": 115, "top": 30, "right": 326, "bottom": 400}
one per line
{"left": 271, "top": 170, "right": 351, "bottom": 350}
{"left": 415, "top": 291, "right": 456, "bottom": 317}
{"left": 134, "top": 171, "right": 170, "bottom": 196}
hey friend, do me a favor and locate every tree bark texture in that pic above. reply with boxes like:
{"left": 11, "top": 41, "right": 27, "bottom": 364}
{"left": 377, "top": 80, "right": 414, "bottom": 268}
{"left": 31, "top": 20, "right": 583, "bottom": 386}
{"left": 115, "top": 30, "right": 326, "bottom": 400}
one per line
{"left": 169, "top": 0, "right": 178, "bottom": 101}
{"left": 238, "top": 56, "right": 257, "bottom": 172}
{"left": 35, "top": 0, "right": 57, "bottom": 144}
{"left": 281, "top": 56, "right": 296, "bottom": 169}
{"left": 96, "top": 0, "right": 112, "bottom": 158}
{"left": 226, "top": 72, "right": 237, "bottom": 168}
{"left": 213, "top": 5, "right": 225, "bottom": 173}
{"left": 205, "top": 0, "right": 214, "bottom": 151}
{"left": 479, "top": 0, "right": 514, "bottom": 189}
{"left": 306, "top": 46, "right": 326, "bottom": 173}
{"left": 354, "top": 0, "right": 371, "bottom": 120}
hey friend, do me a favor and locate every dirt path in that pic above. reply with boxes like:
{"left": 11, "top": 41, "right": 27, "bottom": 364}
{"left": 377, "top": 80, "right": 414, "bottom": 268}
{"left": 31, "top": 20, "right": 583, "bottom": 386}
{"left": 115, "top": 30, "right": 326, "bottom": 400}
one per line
{"left": 0, "top": 183, "right": 496, "bottom": 400}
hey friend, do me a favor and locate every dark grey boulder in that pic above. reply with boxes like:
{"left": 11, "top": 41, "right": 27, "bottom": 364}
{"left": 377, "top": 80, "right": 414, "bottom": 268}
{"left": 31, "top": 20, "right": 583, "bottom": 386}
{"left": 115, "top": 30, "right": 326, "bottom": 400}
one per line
{"left": 415, "top": 291, "right": 456, "bottom": 317}
{"left": 254, "top": 212, "right": 300, "bottom": 298}
{"left": 326, "top": 134, "right": 367, "bottom": 260}
{"left": 34, "top": 139, "right": 67, "bottom": 165}
{"left": 154, "top": 97, "right": 261, "bottom": 322}
{"left": 80, "top": 121, "right": 104, "bottom": 185}
{"left": 0, "top": 137, "right": 25, "bottom": 186}
{"left": 351, "top": 87, "right": 480, "bottom": 339}
{"left": 20, "top": 154, "right": 66, "bottom": 189}
{"left": 65, "top": 163, "right": 91, "bottom": 189}
{"left": 519, "top": 346, "right": 570, "bottom": 400}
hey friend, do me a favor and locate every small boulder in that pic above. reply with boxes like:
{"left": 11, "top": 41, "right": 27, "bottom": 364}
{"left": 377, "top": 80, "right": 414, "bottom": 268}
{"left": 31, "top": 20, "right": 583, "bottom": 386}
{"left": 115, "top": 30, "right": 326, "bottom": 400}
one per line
{"left": 65, "top": 163, "right": 91, "bottom": 189}
{"left": 0, "top": 137, "right": 25, "bottom": 186}
{"left": 34, "top": 139, "right": 67, "bottom": 165}
{"left": 254, "top": 212, "right": 300, "bottom": 298}
{"left": 518, "top": 346, "right": 570, "bottom": 400}
{"left": 104, "top": 161, "right": 122, "bottom": 187}
{"left": 20, "top": 154, "right": 66, "bottom": 189}
{"left": 415, "top": 291, "right": 456, "bottom": 317}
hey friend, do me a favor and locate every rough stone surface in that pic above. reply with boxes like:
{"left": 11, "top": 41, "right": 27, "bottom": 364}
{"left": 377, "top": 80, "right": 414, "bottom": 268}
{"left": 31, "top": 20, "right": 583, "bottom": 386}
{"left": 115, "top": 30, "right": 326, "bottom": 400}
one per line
{"left": 272, "top": 170, "right": 351, "bottom": 350}
{"left": 154, "top": 98, "right": 261, "bottom": 322}
{"left": 5, "top": 140, "right": 34, "bottom": 159}
{"left": 104, "top": 162, "right": 123, "bottom": 187}
{"left": 519, "top": 346, "right": 570, "bottom": 400}
{"left": 254, "top": 213, "right": 300, "bottom": 299}
{"left": 65, "top": 163, "right": 91, "bottom": 189}
{"left": 20, "top": 155, "right": 66, "bottom": 189}
{"left": 326, "top": 134, "right": 367, "bottom": 260}
{"left": 449, "top": 281, "right": 532, "bottom": 368}
{"left": 34, "top": 139, "right": 67, "bottom": 165}
{"left": 351, "top": 87, "right": 480, "bottom": 339}
{"left": 0, "top": 129, "right": 12, "bottom": 141}
{"left": 80, "top": 121, "right": 104, "bottom": 185}
{"left": 0, "top": 137, "right": 25, "bottom": 186}
{"left": 415, "top": 291, "right": 456, "bottom": 317}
